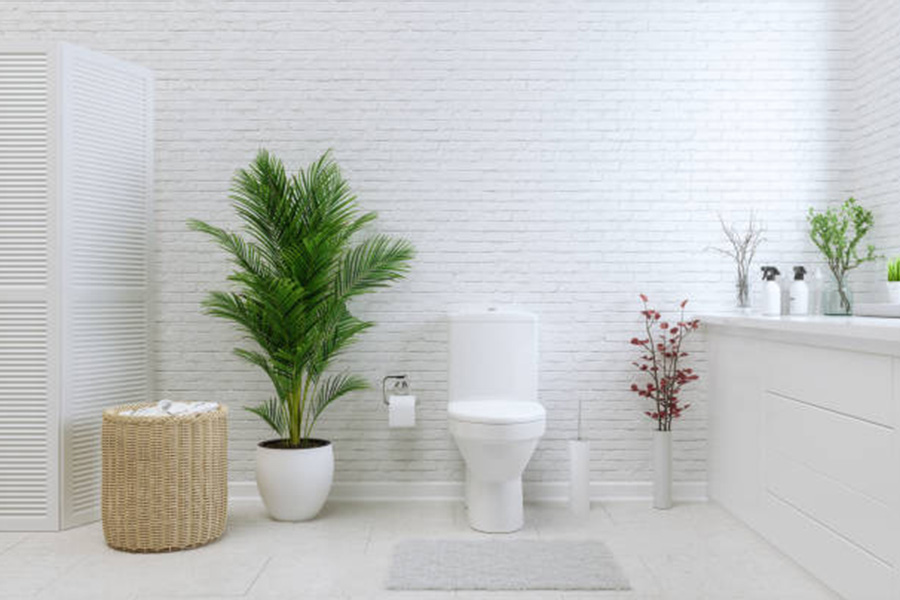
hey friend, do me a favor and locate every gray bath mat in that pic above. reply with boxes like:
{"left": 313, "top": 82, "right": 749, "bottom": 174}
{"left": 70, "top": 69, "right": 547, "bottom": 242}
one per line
{"left": 387, "top": 539, "right": 631, "bottom": 590}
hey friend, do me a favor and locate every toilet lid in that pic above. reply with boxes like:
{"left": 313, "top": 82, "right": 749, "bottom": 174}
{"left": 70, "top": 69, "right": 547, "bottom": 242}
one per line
{"left": 448, "top": 401, "right": 545, "bottom": 424}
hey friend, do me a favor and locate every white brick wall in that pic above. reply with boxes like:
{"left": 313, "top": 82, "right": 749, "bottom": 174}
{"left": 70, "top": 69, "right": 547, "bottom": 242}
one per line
{"left": 849, "top": 0, "right": 900, "bottom": 302}
{"left": 2, "top": 1, "right": 861, "bottom": 488}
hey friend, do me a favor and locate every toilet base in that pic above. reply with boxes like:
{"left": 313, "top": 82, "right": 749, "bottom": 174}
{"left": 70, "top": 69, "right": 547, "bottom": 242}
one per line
{"left": 465, "top": 474, "right": 523, "bottom": 533}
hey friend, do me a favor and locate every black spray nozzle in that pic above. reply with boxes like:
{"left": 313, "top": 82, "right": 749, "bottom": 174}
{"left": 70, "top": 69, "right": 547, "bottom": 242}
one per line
{"left": 761, "top": 266, "right": 780, "bottom": 281}
{"left": 793, "top": 266, "right": 807, "bottom": 280}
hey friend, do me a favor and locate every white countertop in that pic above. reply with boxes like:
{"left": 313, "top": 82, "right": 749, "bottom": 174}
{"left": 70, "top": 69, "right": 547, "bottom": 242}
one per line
{"left": 701, "top": 313, "right": 900, "bottom": 345}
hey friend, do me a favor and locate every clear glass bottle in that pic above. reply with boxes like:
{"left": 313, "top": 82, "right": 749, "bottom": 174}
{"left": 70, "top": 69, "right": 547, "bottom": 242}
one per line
{"left": 810, "top": 267, "right": 825, "bottom": 315}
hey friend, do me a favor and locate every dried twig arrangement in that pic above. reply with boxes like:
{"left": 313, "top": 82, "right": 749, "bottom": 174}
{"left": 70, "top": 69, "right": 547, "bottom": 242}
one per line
{"left": 711, "top": 213, "right": 765, "bottom": 308}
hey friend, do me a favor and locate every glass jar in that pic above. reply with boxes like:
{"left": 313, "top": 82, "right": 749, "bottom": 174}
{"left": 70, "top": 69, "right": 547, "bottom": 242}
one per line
{"left": 823, "top": 276, "right": 853, "bottom": 315}
{"left": 735, "top": 272, "right": 751, "bottom": 312}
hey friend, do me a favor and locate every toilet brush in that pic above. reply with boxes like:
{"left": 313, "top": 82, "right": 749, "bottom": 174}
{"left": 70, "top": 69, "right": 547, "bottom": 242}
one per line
{"left": 568, "top": 398, "right": 590, "bottom": 516}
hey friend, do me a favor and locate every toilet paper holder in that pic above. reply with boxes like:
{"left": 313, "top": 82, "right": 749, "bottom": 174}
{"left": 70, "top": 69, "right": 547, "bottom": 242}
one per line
{"left": 382, "top": 374, "right": 411, "bottom": 406}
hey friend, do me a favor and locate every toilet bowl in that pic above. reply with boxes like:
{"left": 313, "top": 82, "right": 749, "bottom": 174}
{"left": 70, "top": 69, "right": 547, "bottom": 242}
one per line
{"left": 449, "top": 400, "right": 545, "bottom": 532}
{"left": 447, "top": 309, "right": 544, "bottom": 533}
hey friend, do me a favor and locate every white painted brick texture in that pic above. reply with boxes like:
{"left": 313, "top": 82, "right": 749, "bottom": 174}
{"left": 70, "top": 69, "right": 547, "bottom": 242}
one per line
{"left": 1, "top": 1, "right": 863, "bottom": 487}
{"left": 849, "top": 0, "right": 900, "bottom": 301}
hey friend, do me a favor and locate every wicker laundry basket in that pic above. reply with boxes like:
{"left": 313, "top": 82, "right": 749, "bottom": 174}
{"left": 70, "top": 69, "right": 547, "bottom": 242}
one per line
{"left": 102, "top": 402, "right": 228, "bottom": 552}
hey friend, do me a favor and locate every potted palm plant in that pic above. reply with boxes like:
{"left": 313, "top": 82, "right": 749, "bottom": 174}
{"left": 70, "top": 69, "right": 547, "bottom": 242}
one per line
{"left": 189, "top": 150, "right": 414, "bottom": 521}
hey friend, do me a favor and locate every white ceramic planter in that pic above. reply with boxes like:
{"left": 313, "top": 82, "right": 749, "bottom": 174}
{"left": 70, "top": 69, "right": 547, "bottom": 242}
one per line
{"left": 887, "top": 281, "right": 900, "bottom": 304}
{"left": 256, "top": 439, "right": 334, "bottom": 521}
{"left": 652, "top": 430, "right": 672, "bottom": 510}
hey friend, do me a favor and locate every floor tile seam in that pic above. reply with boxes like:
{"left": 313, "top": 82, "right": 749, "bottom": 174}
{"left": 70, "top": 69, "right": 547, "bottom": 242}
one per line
{"left": 242, "top": 555, "right": 273, "bottom": 597}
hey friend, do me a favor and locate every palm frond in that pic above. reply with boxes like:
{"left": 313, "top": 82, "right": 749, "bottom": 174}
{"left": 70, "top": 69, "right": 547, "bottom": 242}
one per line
{"left": 307, "top": 373, "right": 369, "bottom": 434}
{"left": 188, "top": 219, "right": 272, "bottom": 279}
{"left": 337, "top": 235, "right": 415, "bottom": 299}
{"left": 246, "top": 397, "right": 289, "bottom": 438}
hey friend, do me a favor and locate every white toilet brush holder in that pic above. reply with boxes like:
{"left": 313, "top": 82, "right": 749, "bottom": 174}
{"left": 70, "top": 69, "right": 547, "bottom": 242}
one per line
{"left": 568, "top": 398, "right": 590, "bottom": 516}
{"left": 568, "top": 439, "right": 590, "bottom": 516}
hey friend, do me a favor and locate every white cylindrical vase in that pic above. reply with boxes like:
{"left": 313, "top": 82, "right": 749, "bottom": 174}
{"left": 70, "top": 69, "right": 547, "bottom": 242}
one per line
{"left": 652, "top": 430, "right": 672, "bottom": 510}
{"left": 568, "top": 440, "right": 590, "bottom": 516}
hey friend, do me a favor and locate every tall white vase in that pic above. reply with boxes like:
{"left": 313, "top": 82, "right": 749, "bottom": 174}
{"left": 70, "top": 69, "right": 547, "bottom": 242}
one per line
{"left": 652, "top": 430, "right": 672, "bottom": 509}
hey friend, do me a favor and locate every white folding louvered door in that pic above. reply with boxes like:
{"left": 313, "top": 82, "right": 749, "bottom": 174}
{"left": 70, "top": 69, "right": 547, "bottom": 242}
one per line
{"left": 0, "top": 48, "right": 60, "bottom": 532}
{"left": 58, "top": 45, "right": 153, "bottom": 529}
{"left": 0, "top": 44, "right": 153, "bottom": 530}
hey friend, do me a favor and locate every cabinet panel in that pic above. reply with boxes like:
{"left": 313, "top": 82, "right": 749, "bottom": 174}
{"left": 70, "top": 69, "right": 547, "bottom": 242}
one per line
{"left": 766, "top": 446, "right": 894, "bottom": 565}
{"left": 766, "top": 342, "right": 892, "bottom": 426}
{"left": 765, "top": 392, "right": 893, "bottom": 504}
{"left": 707, "top": 333, "right": 764, "bottom": 528}
{"left": 765, "top": 491, "right": 895, "bottom": 600}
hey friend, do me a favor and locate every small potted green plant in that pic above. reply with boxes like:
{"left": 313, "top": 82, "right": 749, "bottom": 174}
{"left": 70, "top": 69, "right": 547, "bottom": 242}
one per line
{"left": 190, "top": 150, "right": 414, "bottom": 521}
{"left": 807, "top": 197, "right": 878, "bottom": 315}
{"left": 888, "top": 258, "right": 900, "bottom": 304}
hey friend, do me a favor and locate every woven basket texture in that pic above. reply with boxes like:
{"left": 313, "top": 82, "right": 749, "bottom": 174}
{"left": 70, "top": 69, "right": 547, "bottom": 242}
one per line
{"left": 102, "top": 402, "right": 228, "bottom": 552}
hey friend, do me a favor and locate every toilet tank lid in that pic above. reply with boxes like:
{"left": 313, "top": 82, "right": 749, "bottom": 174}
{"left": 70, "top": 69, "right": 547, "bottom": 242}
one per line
{"left": 448, "top": 401, "right": 545, "bottom": 424}
{"left": 449, "top": 309, "right": 536, "bottom": 323}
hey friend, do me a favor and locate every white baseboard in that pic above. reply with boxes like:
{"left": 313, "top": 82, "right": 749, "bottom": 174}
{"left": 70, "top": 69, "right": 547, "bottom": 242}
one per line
{"left": 229, "top": 480, "right": 707, "bottom": 503}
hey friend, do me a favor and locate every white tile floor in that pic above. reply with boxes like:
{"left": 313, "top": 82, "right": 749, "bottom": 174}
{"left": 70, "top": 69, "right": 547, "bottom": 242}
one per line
{"left": 0, "top": 500, "right": 838, "bottom": 600}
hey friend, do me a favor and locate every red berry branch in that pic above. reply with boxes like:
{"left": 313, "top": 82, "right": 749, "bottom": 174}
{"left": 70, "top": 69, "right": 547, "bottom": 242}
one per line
{"left": 629, "top": 294, "right": 700, "bottom": 432}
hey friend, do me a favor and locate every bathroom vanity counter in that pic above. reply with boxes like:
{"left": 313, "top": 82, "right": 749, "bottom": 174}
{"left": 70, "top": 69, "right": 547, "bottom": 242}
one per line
{"left": 704, "top": 314, "right": 900, "bottom": 600}
{"left": 704, "top": 313, "right": 900, "bottom": 350}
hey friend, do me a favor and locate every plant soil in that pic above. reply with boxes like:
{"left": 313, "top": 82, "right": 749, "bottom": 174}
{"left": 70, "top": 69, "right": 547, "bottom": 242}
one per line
{"left": 259, "top": 438, "right": 331, "bottom": 450}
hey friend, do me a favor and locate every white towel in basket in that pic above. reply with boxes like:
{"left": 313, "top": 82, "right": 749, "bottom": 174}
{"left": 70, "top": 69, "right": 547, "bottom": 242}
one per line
{"left": 120, "top": 399, "right": 219, "bottom": 417}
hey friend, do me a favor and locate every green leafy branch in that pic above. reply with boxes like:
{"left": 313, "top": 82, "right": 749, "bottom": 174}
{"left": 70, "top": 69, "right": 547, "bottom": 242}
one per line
{"left": 807, "top": 197, "right": 879, "bottom": 312}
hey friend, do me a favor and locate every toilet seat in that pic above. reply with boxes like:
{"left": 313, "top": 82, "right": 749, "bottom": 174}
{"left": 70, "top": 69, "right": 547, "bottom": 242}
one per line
{"left": 448, "top": 401, "right": 546, "bottom": 441}
{"left": 448, "top": 401, "right": 545, "bottom": 425}
{"left": 449, "top": 418, "right": 545, "bottom": 441}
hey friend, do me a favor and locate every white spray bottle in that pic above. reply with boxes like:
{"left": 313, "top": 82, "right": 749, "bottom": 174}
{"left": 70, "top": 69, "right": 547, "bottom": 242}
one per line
{"left": 761, "top": 266, "right": 781, "bottom": 316}
{"left": 790, "top": 266, "right": 809, "bottom": 315}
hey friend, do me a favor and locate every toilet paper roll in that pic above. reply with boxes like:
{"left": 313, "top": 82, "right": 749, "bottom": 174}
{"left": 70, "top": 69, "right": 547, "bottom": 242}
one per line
{"left": 388, "top": 395, "right": 416, "bottom": 428}
{"left": 569, "top": 439, "right": 591, "bottom": 516}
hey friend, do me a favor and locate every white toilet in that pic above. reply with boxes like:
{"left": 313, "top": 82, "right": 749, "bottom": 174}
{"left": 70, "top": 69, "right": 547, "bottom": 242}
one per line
{"left": 448, "top": 309, "right": 546, "bottom": 533}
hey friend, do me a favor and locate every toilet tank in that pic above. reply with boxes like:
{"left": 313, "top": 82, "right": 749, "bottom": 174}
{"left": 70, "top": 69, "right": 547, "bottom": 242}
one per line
{"left": 448, "top": 310, "right": 538, "bottom": 404}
